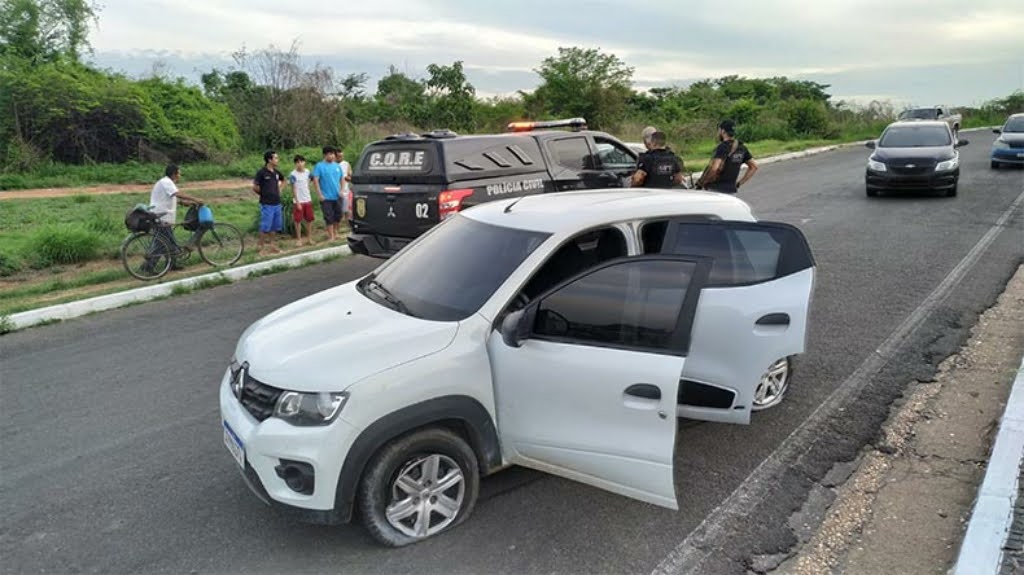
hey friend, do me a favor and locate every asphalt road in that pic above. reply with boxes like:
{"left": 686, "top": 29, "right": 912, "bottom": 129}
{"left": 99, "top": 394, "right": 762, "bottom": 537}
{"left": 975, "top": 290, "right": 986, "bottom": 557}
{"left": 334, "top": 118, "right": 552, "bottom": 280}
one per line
{"left": 2, "top": 132, "right": 1022, "bottom": 575}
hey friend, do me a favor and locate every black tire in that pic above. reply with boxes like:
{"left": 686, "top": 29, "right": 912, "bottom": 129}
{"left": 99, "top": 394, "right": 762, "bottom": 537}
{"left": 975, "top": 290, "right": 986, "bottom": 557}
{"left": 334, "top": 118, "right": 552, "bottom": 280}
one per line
{"left": 121, "top": 232, "right": 173, "bottom": 280}
{"left": 866, "top": 187, "right": 878, "bottom": 197}
{"left": 198, "top": 223, "right": 245, "bottom": 267}
{"left": 991, "top": 160, "right": 1000, "bottom": 169}
{"left": 358, "top": 427, "right": 480, "bottom": 547}
{"left": 946, "top": 184, "right": 958, "bottom": 198}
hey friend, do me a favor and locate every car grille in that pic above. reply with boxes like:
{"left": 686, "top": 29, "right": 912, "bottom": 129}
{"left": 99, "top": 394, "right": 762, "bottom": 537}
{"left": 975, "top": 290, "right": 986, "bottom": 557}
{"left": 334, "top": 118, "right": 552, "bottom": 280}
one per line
{"left": 1009, "top": 141, "right": 1024, "bottom": 149}
{"left": 889, "top": 164, "right": 934, "bottom": 175}
{"left": 239, "top": 372, "right": 283, "bottom": 422}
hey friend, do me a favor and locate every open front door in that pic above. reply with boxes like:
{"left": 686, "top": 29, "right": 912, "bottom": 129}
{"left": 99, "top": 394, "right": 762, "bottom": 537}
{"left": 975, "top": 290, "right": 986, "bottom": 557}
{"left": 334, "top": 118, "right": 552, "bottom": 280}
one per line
{"left": 659, "top": 220, "right": 816, "bottom": 424}
{"left": 487, "top": 256, "right": 709, "bottom": 509}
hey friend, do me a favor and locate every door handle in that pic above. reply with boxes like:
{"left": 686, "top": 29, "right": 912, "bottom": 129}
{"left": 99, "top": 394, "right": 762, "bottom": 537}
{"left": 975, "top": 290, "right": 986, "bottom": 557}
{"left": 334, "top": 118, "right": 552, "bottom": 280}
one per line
{"left": 624, "top": 384, "right": 661, "bottom": 400}
{"left": 756, "top": 313, "right": 790, "bottom": 326}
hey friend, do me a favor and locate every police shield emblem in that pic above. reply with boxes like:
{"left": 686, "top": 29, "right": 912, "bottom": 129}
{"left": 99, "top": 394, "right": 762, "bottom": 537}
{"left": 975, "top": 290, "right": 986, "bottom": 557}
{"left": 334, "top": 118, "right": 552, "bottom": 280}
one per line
{"left": 356, "top": 198, "right": 366, "bottom": 218}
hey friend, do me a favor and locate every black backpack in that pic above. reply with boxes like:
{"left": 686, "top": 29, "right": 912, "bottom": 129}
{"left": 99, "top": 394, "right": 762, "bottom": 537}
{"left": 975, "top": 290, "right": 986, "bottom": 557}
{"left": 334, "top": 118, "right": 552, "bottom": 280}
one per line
{"left": 125, "top": 206, "right": 157, "bottom": 232}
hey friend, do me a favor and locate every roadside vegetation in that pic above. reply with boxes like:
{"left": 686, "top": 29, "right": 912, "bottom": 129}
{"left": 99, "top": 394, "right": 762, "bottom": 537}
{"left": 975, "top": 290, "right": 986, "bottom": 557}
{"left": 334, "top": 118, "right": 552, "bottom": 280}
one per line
{"left": 3, "top": 1, "right": 1022, "bottom": 192}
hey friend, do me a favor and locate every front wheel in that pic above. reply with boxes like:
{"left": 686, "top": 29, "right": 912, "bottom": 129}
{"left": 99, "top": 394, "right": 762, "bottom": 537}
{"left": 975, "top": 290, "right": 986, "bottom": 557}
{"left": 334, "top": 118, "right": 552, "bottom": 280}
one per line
{"left": 197, "top": 223, "right": 244, "bottom": 267}
{"left": 121, "top": 232, "right": 173, "bottom": 280}
{"left": 866, "top": 187, "right": 879, "bottom": 197}
{"left": 946, "top": 183, "right": 958, "bottom": 197}
{"left": 991, "top": 160, "right": 1001, "bottom": 169}
{"left": 358, "top": 428, "right": 480, "bottom": 547}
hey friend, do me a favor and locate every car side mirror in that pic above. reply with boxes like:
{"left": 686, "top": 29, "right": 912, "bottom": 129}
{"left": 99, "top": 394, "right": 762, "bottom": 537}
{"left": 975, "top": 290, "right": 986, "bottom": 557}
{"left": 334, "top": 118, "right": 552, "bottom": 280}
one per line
{"left": 993, "top": 128, "right": 1002, "bottom": 134}
{"left": 957, "top": 139, "right": 969, "bottom": 147}
{"left": 865, "top": 141, "right": 876, "bottom": 150}
{"left": 500, "top": 310, "right": 527, "bottom": 348}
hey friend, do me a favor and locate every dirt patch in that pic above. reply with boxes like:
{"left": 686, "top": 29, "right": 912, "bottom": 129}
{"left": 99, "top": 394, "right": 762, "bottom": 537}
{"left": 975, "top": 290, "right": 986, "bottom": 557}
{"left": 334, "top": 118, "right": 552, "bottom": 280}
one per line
{"left": 0, "top": 179, "right": 249, "bottom": 200}
{"left": 772, "top": 265, "right": 1024, "bottom": 574}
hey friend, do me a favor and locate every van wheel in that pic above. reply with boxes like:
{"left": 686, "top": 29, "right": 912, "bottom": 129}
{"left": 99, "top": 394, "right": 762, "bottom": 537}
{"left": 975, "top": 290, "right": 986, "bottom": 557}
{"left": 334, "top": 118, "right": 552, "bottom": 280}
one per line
{"left": 358, "top": 428, "right": 480, "bottom": 547}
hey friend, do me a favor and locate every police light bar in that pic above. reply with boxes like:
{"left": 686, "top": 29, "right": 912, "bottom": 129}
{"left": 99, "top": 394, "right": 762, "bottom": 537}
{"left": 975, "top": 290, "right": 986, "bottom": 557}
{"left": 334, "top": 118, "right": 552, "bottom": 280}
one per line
{"left": 507, "top": 118, "right": 588, "bottom": 132}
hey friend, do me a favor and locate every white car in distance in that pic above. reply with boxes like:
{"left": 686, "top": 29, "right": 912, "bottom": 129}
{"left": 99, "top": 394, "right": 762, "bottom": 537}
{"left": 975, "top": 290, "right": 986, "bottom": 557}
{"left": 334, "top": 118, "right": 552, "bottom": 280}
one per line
{"left": 220, "top": 189, "right": 816, "bottom": 546}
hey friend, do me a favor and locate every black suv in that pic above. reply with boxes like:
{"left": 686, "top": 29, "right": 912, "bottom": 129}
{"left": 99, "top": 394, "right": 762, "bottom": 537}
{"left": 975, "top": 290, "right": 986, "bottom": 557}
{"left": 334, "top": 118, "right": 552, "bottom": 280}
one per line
{"left": 347, "top": 119, "right": 640, "bottom": 258}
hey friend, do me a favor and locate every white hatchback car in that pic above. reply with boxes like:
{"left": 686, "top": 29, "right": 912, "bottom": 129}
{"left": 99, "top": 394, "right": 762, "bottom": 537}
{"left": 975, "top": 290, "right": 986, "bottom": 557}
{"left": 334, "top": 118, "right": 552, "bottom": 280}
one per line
{"left": 220, "top": 189, "right": 816, "bottom": 547}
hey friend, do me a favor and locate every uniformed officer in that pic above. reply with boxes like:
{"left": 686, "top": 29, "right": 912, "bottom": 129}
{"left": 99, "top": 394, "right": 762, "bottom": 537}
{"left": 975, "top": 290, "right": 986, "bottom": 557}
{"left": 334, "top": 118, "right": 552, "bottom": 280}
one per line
{"left": 631, "top": 131, "right": 684, "bottom": 188}
{"left": 697, "top": 120, "right": 758, "bottom": 193}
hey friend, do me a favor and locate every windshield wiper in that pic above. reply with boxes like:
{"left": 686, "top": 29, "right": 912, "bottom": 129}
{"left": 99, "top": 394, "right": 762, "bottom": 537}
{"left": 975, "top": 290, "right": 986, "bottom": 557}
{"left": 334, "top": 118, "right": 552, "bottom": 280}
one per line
{"left": 366, "top": 279, "right": 414, "bottom": 317}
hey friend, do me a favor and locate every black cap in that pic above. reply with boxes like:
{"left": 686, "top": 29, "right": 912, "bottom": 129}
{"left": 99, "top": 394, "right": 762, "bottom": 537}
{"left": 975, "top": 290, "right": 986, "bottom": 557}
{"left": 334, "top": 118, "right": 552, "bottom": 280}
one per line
{"left": 718, "top": 119, "right": 736, "bottom": 135}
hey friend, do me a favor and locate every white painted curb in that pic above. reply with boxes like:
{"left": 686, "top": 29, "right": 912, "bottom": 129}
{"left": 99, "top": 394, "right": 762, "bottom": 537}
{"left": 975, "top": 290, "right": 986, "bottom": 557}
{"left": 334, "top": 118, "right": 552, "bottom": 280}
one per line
{"left": 954, "top": 354, "right": 1024, "bottom": 574}
{"left": 7, "top": 246, "right": 351, "bottom": 331}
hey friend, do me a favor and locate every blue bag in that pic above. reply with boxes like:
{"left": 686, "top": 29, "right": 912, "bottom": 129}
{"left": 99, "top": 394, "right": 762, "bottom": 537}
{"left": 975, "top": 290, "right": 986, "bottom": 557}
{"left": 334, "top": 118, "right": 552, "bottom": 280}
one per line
{"left": 198, "top": 205, "right": 214, "bottom": 228}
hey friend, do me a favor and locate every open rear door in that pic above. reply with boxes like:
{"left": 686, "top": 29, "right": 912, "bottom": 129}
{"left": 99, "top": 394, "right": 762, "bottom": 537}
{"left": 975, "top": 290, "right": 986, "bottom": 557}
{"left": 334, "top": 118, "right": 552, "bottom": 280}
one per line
{"left": 659, "top": 220, "right": 815, "bottom": 424}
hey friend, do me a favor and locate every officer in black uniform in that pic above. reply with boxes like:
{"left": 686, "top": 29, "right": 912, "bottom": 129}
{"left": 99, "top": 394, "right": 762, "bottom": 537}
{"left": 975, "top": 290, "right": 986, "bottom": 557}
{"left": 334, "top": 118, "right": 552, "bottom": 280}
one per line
{"left": 697, "top": 119, "right": 758, "bottom": 193}
{"left": 631, "top": 131, "right": 684, "bottom": 188}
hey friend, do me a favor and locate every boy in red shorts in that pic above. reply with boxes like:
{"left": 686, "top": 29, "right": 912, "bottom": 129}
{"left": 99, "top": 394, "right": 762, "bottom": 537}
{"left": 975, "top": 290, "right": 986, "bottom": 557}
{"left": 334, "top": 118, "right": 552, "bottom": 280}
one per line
{"left": 288, "top": 154, "right": 316, "bottom": 247}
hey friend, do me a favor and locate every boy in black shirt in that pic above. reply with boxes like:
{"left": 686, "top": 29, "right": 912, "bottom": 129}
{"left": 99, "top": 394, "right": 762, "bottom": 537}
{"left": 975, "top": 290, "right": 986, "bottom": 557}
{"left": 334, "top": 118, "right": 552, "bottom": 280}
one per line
{"left": 253, "top": 150, "right": 285, "bottom": 254}
{"left": 698, "top": 120, "right": 759, "bottom": 193}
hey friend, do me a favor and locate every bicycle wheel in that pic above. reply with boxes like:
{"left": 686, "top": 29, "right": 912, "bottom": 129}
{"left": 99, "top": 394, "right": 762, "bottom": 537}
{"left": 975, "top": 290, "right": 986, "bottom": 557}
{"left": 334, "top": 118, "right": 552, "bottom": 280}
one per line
{"left": 198, "top": 223, "right": 245, "bottom": 267}
{"left": 121, "top": 232, "right": 173, "bottom": 280}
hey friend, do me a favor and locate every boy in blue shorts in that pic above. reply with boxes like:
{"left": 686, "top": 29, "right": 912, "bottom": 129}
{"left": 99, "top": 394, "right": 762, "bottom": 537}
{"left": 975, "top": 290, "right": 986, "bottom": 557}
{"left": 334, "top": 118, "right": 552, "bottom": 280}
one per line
{"left": 252, "top": 150, "right": 285, "bottom": 254}
{"left": 312, "top": 146, "right": 344, "bottom": 242}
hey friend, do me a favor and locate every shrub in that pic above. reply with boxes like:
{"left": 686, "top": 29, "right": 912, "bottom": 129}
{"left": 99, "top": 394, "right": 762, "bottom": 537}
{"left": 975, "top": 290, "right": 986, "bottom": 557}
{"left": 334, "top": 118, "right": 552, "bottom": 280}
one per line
{"left": 25, "top": 224, "right": 104, "bottom": 265}
{"left": 781, "top": 100, "right": 831, "bottom": 137}
{"left": 0, "top": 250, "right": 23, "bottom": 277}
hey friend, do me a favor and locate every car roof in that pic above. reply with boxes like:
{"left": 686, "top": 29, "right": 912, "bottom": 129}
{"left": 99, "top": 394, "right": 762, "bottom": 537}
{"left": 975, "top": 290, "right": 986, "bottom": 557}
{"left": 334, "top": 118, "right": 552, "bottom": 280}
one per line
{"left": 463, "top": 189, "right": 756, "bottom": 234}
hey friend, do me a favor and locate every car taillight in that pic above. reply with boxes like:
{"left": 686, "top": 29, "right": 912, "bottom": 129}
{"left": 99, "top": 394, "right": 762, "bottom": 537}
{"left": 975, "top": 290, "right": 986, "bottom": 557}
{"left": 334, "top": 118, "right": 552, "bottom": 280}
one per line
{"left": 438, "top": 189, "right": 473, "bottom": 220}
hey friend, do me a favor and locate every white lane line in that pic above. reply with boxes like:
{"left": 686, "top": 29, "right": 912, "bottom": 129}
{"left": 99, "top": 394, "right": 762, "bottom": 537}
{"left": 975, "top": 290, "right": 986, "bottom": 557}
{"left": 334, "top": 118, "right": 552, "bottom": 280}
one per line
{"left": 652, "top": 188, "right": 1024, "bottom": 575}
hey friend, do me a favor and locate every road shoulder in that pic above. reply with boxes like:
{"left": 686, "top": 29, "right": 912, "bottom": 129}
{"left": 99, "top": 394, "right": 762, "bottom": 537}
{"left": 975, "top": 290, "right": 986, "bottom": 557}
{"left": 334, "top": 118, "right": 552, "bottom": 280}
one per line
{"left": 773, "top": 265, "right": 1024, "bottom": 574}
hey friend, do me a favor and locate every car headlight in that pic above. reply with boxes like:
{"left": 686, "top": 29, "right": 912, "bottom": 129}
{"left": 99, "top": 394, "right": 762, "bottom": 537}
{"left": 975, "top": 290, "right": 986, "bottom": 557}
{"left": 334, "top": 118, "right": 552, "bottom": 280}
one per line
{"left": 993, "top": 139, "right": 1010, "bottom": 149}
{"left": 935, "top": 155, "right": 959, "bottom": 171}
{"left": 229, "top": 357, "right": 246, "bottom": 399}
{"left": 274, "top": 391, "right": 349, "bottom": 426}
{"left": 867, "top": 159, "right": 887, "bottom": 172}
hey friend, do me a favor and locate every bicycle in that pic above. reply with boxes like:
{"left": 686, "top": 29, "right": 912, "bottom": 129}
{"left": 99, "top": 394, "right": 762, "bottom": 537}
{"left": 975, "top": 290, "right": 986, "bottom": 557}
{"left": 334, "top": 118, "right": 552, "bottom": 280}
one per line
{"left": 121, "top": 204, "right": 245, "bottom": 281}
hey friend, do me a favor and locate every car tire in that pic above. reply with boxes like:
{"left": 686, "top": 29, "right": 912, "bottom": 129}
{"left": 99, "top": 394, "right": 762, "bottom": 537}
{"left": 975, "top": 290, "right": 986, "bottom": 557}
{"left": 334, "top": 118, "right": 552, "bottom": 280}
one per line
{"left": 946, "top": 184, "right": 958, "bottom": 198}
{"left": 358, "top": 427, "right": 480, "bottom": 547}
{"left": 752, "top": 357, "right": 792, "bottom": 411}
{"left": 866, "top": 187, "right": 878, "bottom": 197}
{"left": 991, "top": 160, "right": 1000, "bottom": 169}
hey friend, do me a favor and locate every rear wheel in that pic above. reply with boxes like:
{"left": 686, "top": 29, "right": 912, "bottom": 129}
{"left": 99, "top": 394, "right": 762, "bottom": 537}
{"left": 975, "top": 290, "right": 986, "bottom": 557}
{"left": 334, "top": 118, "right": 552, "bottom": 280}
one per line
{"left": 121, "top": 232, "right": 173, "bottom": 280}
{"left": 358, "top": 428, "right": 480, "bottom": 547}
{"left": 752, "top": 357, "right": 792, "bottom": 411}
{"left": 198, "top": 223, "right": 244, "bottom": 267}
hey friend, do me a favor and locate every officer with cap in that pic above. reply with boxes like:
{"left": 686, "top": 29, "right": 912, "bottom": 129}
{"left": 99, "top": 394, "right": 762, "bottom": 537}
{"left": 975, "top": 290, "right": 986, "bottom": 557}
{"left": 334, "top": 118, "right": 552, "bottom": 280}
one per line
{"left": 631, "top": 130, "right": 684, "bottom": 188}
{"left": 697, "top": 119, "right": 758, "bottom": 193}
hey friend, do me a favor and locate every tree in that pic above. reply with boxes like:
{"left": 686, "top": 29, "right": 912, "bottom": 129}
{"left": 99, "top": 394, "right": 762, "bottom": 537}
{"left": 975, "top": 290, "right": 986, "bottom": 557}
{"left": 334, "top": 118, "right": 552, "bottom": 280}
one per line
{"left": 526, "top": 47, "right": 634, "bottom": 130}
{"left": 424, "top": 61, "right": 476, "bottom": 130}
{"left": 0, "top": 0, "right": 99, "bottom": 64}
{"left": 375, "top": 66, "right": 427, "bottom": 124}
{"left": 338, "top": 72, "right": 369, "bottom": 101}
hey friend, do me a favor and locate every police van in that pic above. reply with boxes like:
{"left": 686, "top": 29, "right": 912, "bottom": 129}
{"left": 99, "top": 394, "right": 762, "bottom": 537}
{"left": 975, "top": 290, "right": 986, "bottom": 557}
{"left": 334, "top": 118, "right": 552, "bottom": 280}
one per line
{"left": 348, "top": 118, "right": 641, "bottom": 258}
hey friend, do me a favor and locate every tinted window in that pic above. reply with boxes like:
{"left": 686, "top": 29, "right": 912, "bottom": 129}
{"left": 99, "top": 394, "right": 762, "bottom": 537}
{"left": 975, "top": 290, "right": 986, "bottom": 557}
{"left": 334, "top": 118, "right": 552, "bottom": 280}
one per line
{"left": 533, "top": 259, "right": 695, "bottom": 352}
{"left": 1004, "top": 117, "right": 1024, "bottom": 133}
{"left": 551, "top": 137, "right": 592, "bottom": 171}
{"left": 594, "top": 138, "right": 636, "bottom": 168}
{"left": 665, "top": 222, "right": 811, "bottom": 286}
{"left": 879, "top": 125, "right": 952, "bottom": 147}
{"left": 365, "top": 216, "right": 550, "bottom": 321}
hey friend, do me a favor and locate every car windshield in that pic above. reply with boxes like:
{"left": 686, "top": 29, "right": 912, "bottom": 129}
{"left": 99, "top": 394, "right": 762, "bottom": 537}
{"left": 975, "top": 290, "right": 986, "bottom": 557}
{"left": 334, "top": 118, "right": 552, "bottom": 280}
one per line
{"left": 879, "top": 125, "right": 951, "bottom": 148}
{"left": 899, "top": 109, "right": 939, "bottom": 120}
{"left": 1003, "top": 117, "right": 1024, "bottom": 133}
{"left": 358, "top": 215, "right": 551, "bottom": 322}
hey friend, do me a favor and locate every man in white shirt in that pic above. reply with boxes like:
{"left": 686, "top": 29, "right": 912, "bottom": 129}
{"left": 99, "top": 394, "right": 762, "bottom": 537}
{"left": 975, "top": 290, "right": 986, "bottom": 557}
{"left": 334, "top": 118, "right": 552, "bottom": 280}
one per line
{"left": 338, "top": 150, "right": 353, "bottom": 222}
{"left": 146, "top": 164, "right": 201, "bottom": 271}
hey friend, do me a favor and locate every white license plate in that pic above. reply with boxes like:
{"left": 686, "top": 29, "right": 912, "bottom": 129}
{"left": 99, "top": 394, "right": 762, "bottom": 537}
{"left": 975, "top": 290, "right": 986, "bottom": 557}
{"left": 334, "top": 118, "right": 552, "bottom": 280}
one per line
{"left": 1017, "top": 153, "right": 1024, "bottom": 158}
{"left": 223, "top": 421, "right": 245, "bottom": 469}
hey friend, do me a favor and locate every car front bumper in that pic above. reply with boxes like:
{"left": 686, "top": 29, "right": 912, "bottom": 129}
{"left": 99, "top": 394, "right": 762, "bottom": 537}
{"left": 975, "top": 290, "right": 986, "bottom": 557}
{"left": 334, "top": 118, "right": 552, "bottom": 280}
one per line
{"left": 865, "top": 168, "right": 959, "bottom": 191}
{"left": 991, "top": 148, "right": 1024, "bottom": 164}
{"left": 219, "top": 371, "right": 360, "bottom": 523}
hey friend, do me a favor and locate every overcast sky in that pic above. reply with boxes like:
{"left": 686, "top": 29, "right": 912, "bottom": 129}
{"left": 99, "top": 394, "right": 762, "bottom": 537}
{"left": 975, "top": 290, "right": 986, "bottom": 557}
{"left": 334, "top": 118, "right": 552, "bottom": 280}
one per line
{"left": 88, "top": 0, "right": 1024, "bottom": 107}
